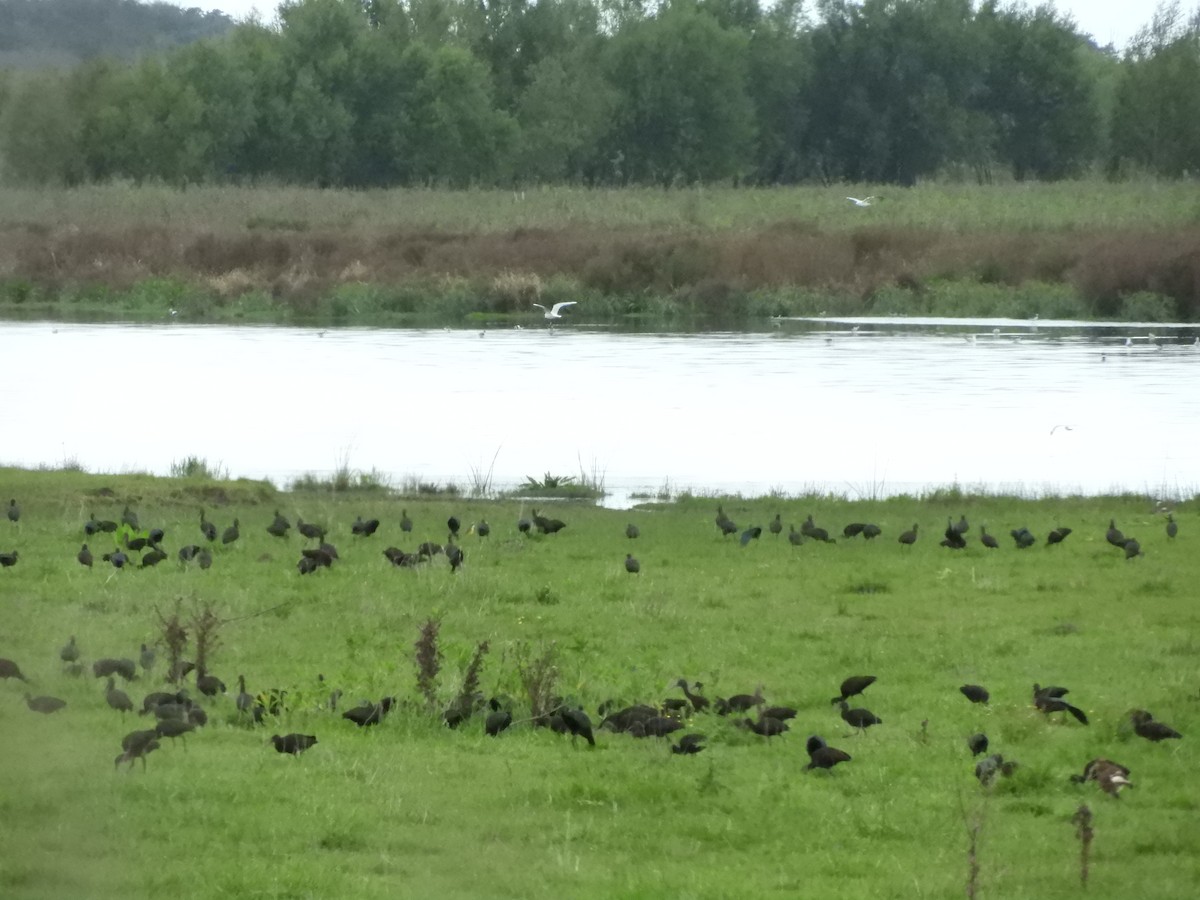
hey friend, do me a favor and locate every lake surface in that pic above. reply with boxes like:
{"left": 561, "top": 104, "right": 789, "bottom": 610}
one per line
{"left": 2, "top": 318, "right": 1198, "bottom": 506}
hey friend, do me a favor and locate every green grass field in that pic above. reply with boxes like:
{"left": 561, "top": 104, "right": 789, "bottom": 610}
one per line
{"left": 2, "top": 181, "right": 1199, "bottom": 234}
{"left": 0, "top": 467, "right": 1197, "bottom": 899}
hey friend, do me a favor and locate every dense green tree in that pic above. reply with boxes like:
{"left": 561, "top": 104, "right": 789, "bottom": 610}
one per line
{"left": 977, "top": 3, "right": 1099, "bottom": 180}
{"left": 1110, "top": 3, "right": 1200, "bottom": 176}
{"left": 604, "top": 7, "right": 755, "bottom": 183}
{"left": 805, "top": 0, "right": 987, "bottom": 185}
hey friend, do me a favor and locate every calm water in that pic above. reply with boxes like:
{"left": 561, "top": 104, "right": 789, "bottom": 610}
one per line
{"left": 2, "top": 318, "right": 1198, "bottom": 506}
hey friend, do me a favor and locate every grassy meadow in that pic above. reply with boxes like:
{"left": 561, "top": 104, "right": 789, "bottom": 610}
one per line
{"left": 1, "top": 181, "right": 1198, "bottom": 324}
{"left": 0, "top": 467, "right": 1197, "bottom": 899}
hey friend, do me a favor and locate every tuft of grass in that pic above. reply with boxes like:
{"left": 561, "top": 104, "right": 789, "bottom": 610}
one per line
{"left": 169, "top": 456, "right": 228, "bottom": 480}
{"left": 414, "top": 618, "right": 442, "bottom": 712}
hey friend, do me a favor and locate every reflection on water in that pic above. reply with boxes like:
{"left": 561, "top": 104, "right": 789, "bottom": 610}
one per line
{"left": 1, "top": 319, "right": 1197, "bottom": 507}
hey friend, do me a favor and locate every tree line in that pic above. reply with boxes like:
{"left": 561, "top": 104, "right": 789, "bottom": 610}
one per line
{"left": 0, "top": 0, "right": 1198, "bottom": 188}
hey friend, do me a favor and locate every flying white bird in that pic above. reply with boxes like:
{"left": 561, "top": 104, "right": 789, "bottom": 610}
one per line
{"left": 846, "top": 196, "right": 876, "bottom": 207}
{"left": 533, "top": 301, "right": 577, "bottom": 320}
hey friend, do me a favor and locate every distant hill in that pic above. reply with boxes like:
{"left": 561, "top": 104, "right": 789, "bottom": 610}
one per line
{"left": 0, "top": 0, "right": 235, "bottom": 68}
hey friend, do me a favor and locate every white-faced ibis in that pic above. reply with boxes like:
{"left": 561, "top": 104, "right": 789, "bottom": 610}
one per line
{"left": 0, "top": 658, "right": 30, "bottom": 681}
{"left": 115, "top": 737, "right": 161, "bottom": 770}
{"left": 967, "top": 733, "right": 988, "bottom": 756}
{"left": 106, "top": 677, "right": 133, "bottom": 714}
{"left": 267, "top": 511, "right": 291, "bottom": 538}
{"left": 1010, "top": 527, "right": 1035, "bottom": 549}
{"left": 121, "top": 505, "right": 139, "bottom": 530}
{"left": 1166, "top": 514, "right": 1177, "bottom": 538}
{"left": 1046, "top": 527, "right": 1072, "bottom": 546}
{"left": 485, "top": 709, "right": 513, "bottom": 736}
{"left": 298, "top": 518, "right": 326, "bottom": 541}
{"left": 221, "top": 519, "right": 240, "bottom": 545}
{"left": 196, "top": 674, "right": 226, "bottom": 697}
{"left": 960, "top": 684, "right": 989, "bottom": 704}
{"left": 769, "top": 515, "right": 783, "bottom": 537}
{"left": 197, "top": 549, "right": 213, "bottom": 569}
{"left": 625, "top": 553, "right": 640, "bottom": 574}
{"left": 139, "top": 643, "right": 156, "bottom": 672}
{"left": 1124, "top": 538, "right": 1142, "bottom": 559}
{"left": 342, "top": 697, "right": 394, "bottom": 727}
{"left": 953, "top": 515, "right": 969, "bottom": 535}
{"left": 839, "top": 701, "right": 882, "bottom": 731}
{"left": 1105, "top": 519, "right": 1126, "bottom": 548}
{"left": 60, "top": 636, "right": 80, "bottom": 663}
{"left": 715, "top": 505, "right": 737, "bottom": 537}
{"left": 1035, "top": 693, "right": 1088, "bottom": 724}
{"left": 898, "top": 524, "right": 918, "bottom": 545}
{"left": 801, "top": 515, "right": 833, "bottom": 542}
{"left": 271, "top": 733, "right": 318, "bottom": 755}
{"left": 674, "top": 679, "right": 709, "bottom": 713}
{"left": 979, "top": 526, "right": 999, "bottom": 549}
{"left": 788, "top": 525, "right": 804, "bottom": 546}
{"left": 625, "top": 523, "right": 640, "bottom": 539}
{"left": 722, "top": 686, "right": 764, "bottom": 714}
{"left": 975, "top": 753, "right": 1018, "bottom": 786}
{"left": 400, "top": 510, "right": 413, "bottom": 533}
{"left": 761, "top": 705, "right": 797, "bottom": 722}
{"left": 26, "top": 694, "right": 67, "bottom": 714}
{"left": 843, "top": 522, "right": 866, "bottom": 538}
{"left": 475, "top": 521, "right": 490, "bottom": 538}
{"left": 6, "top": 499, "right": 18, "bottom": 522}
{"left": 832, "top": 675, "right": 876, "bottom": 705}
{"left": 805, "top": 734, "right": 851, "bottom": 770}
{"left": 155, "top": 719, "right": 196, "bottom": 745}
{"left": 1130, "top": 709, "right": 1182, "bottom": 741}
{"left": 199, "top": 509, "right": 217, "bottom": 542}
{"left": 1071, "top": 758, "right": 1132, "bottom": 797}
{"left": 76, "top": 544, "right": 93, "bottom": 567}
{"left": 447, "top": 541, "right": 464, "bottom": 572}
{"left": 861, "top": 523, "right": 881, "bottom": 539}
{"left": 0, "top": 550, "right": 18, "bottom": 567}
{"left": 352, "top": 516, "right": 380, "bottom": 537}
{"left": 671, "top": 733, "right": 706, "bottom": 754}
{"left": 941, "top": 518, "right": 967, "bottom": 549}
{"left": 93, "top": 658, "right": 138, "bottom": 681}
{"left": 532, "top": 509, "right": 566, "bottom": 534}
{"left": 560, "top": 708, "right": 595, "bottom": 745}
{"left": 741, "top": 716, "right": 788, "bottom": 737}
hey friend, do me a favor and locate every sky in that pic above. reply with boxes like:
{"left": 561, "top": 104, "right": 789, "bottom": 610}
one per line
{"left": 170, "top": 1, "right": 1160, "bottom": 50}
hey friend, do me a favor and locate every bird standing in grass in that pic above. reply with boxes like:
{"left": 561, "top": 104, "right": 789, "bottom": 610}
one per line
{"left": 805, "top": 734, "right": 851, "bottom": 770}
{"left": 967, "top": 733, "right": 989, "bottom": 757}
{"left": 625, "top": 523, "right": 639, "bottom": 539}
{"left": 1130, "top": 709, "right": 1182, "bottom": 741}
{"left": 0, "top": 658, "right": 29, "bottom": 681}
{"left": 960, "top": 684, "right": 989, "bottom": 705}
{"left": 106, "top": 677, "right": 133, "bottom": 714}
{"left": 979, "top": 526, "right": 999, "bottom": 549}
{"left": 267, "top": 511, "right": 291, "bottom": 538}
{"left": 77, "top": 543, "right": 93, "bottom": 567}
{"left": 400, "top": 510, "right": 413, "bottom": 533}
{"left": 625, "top": 553, "right": 640, "bottom": 574}
{"left": 26, "top": 694, "right": 67, "bottom": 714}
{"left": 671, "top": 733, "right": 706, "bottom": 754}
{"left": 222, "top": 518, "right": 240, "bottom": 545}
{"left": 832, "top": 675, "right": 876, "bottom": 705}
{"left": 199, "top": 509, "right": 217, "bottom": 542}
{"left": 0, "top": 550, "right": 19, "bottom": 567}
{"left": 1071, "top": 758, "right": 1132, "bottom": 797}
{"left": 6, "top": 499, "right": 19, "bottom": 523}
{"left": 60, "top": 635, "right": 80, "bottom": 664}
{"left": 839, "top": 701, "right": 882, "bottom": 732}
{"left": 1166, "top": 514, "right": 1177, "bottom": 538}
{"left": 270, "top": 733, "right": 318, "bottom": 756}
{"left": 898, "top": 524, "right": 919, "bottom": 546}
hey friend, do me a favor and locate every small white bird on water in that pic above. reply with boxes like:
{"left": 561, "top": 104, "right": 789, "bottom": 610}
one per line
{"left": 533, "top": 301, "right": 577, "bottom": 320}
{"left": 846, "top": 196, "right": 876, "bottom": 207}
